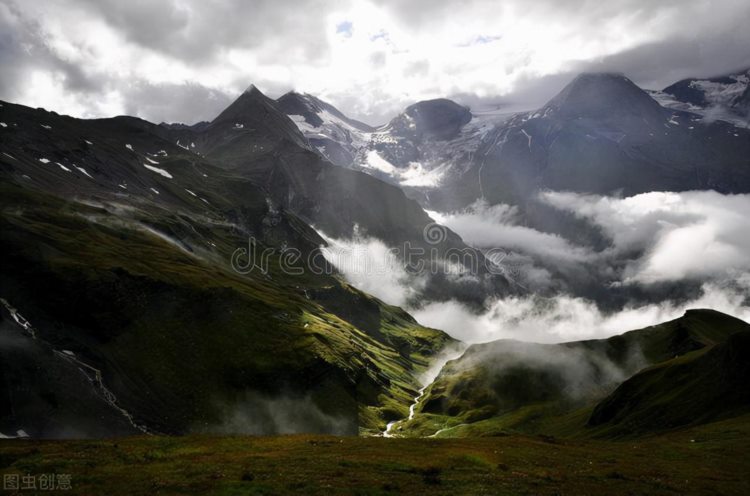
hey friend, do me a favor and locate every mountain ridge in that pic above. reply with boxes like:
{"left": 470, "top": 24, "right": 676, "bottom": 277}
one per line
{"left": 0, "top": 97, "right": 457, "bottom": 437}
{"left": 278, "top": 72, "right": 750, "bottom": 213}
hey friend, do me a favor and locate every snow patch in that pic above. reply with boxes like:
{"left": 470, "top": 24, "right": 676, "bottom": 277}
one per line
{"left": 55, "top": 162, "right": 71, "bottom": 172}
{"left": 363, "top": 150, "right": 397, "bottom": 174}
{"left": 399, "top": 161, "right": 446, "bottom": 187}
{"left": 690, "top": 74, "right": 749, "bottom": 107}
{"left": 74, "top": 165, "right": 93, "bottom": 178}
{"left": 361, "top": 150, "right": 445, "bottom": 187}
{"left": 125, "top": 144, "right": 133, "bottom": 151}
{"left": 38, "top": 158, "right": 50, "bottom": 164}
{"left": 0, "top": 429, "right": 29, "bottom": 439}
{"left": 143, "top": 163, "right": 173, "bottom": 178}
{"left": 0, "top": 122, "right": 7, "bottom": 127}
{"left": 150, "top": 187, "right": 160, "bottom": 194}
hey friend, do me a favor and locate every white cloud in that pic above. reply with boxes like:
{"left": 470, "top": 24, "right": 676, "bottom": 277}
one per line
{"left": 318, "top": 230, "right": 425, "bottom": 306}
{"left": 428, "top": 192, "right": 750, "bottom": 293}
{"left": 2, "top": 0, "right": 750, "bottom": 124}
{"left": 413, "top": 283, "right": 750, "bottom": 344}
{"left": 542, "top": 190, "right": 750, "bottom": 284}
{"left": 316, "top": 191, "right": 750, "bottom": 345}
{"left": 363, "top": 151, "right": 446, "bottom": 187}
{"left": 365, "top": 190, "right": 750, "bottom": 344}
{"left": 429, "top": 201, "right": 592, "bottom": 263}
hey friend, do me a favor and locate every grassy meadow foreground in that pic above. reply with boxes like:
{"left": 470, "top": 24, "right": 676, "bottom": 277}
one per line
{"left": 1, "top": 415, "right": 749, "bottom": 495}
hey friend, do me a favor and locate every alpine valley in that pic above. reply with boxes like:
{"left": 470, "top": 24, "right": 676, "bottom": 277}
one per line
{"left": 2, "top": 68, "right": 750, "bottom": 495}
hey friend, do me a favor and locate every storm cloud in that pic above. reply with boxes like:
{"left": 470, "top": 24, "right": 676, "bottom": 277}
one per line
{"left": 1, "top": 0, "right": 749, "bottom": 124}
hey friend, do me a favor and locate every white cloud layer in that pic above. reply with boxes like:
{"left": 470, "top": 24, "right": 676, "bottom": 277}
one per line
{"left": 542, "top": 190, "right": 750, "bottom": 285}
{"left": 2, "top": 0, "right": 750, "bottom": 124}
{"left": 324, "top": 191, "right": 750, "bottom": 344}
{"left": 413, "top": 283, "right": 750, "bottom": 343}
{"left": 429, "top": 202, "right": 592, "bottom": 264}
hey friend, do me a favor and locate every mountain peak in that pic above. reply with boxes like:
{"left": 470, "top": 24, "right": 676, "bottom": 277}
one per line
{"left": 545, "top": 72, "right": 665, "bottom": 122}
{"left": 278, "top": 89, "right": 300, "bottom": 101}
{"left": 390, "top": 98, "right": 472, "bottom": 140}
{"left": 276, "top": 91, "right": 325, "bottom": 128}
{"left": 277, "top": 91, "right": 324, "bottom": 111}
{"left": 208, "top": 85, "right": 311, "bottom": 151}
{"left": 244, "top": 83, "right": 262, "bottom": 95}
{"left": 276, "top": 91, "right": 375, "bottom": 132}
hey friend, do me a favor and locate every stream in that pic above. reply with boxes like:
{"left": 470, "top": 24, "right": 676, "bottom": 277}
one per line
{"left": 382, "top": 344, "right": 467, "bottom": 437}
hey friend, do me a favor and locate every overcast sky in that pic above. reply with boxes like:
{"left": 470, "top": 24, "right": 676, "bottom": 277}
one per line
{"left": 2, "top": 0, "right": 749, "bottom": 125}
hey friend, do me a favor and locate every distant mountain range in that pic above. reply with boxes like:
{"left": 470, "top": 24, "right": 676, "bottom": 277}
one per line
{"left": 654, "top": 67, "right": 750, "bottom": 127}
{"left": 274, "top": 71, "right": 750, "bottom": 307}
{"left": 278, "top": 71, "right": 750, "bottom": 213}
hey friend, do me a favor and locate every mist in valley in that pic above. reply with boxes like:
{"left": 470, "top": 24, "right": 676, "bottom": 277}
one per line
{"left": 322, "top": 190, "right": 750, "bottom": 344}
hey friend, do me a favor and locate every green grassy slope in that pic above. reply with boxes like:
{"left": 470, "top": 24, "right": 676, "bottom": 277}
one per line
{"left": 588, "top": 331, "right": 750, "bottom": 437}
{"left": 1, "top": 415, "right": 749, "bottom": 495}
{"left": 397, "top": 310, "right": 750, "bottom": 438}
{"left": 0, "top": 180, "right": 452, "bottom": 436}
{"left": 0, "top": 98, "right": 461, "bottom": 437}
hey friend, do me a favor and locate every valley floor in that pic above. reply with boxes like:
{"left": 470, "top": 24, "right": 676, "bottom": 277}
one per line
{"left": 1, "top": 416, "right": 749, "bottom": 495}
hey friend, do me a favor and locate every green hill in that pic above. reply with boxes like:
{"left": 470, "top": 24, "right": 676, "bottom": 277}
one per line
{"left": 396, "top": 309, "right": 750, "bottom": 438}
{"left": 588, "top": 330, "right": 750, "bottom": 436}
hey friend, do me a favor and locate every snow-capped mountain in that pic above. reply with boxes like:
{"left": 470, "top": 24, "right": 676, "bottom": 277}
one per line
{"left": 276, "top": 91, "right": 374, "bottom": 167}
{"left": 281, "top": 73, "right": 750, "bottom": 212}
{"left": 277, "top": 92, "right": 518, "bottom": 197}
{"left": 451, "top": 72, "right": 750, "bottom": 209}
{"left": 651, "top": 67, "right": 750, "bottom": 128}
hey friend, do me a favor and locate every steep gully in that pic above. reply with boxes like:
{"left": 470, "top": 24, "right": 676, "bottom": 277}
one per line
{"left": 383, "top": 344, "right": 467, "bottom": 437}
{"left": 0, "top": 297, "right": 150, "bottom": 436}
